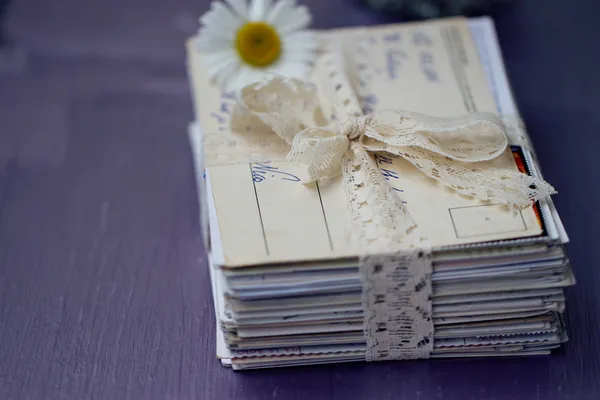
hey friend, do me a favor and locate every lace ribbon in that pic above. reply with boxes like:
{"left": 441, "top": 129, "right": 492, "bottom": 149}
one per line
{"left": 207, "top": 66, "right": 555, "bottom": 361}
{"left": 233, "top": 76, "right": 555, "bottom": 243}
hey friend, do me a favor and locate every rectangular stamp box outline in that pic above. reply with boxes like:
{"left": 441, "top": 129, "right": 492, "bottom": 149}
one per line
{"left": 448, "top": 204, "right": 528, "bottom": 239}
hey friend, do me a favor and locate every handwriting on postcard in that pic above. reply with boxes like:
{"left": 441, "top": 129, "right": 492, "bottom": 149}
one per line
{"left": 251, "top": 162, "right": 300, "bottom": 183}
{"left": 375, "top": 154, "right": 407, "bottom": 202}
{"left": 376, "top": 29, "right": 440, "bottom": 84}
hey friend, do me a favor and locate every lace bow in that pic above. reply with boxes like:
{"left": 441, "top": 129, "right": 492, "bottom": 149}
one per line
{"left": 232, "top": 76, "right": 555, "bottom": 251}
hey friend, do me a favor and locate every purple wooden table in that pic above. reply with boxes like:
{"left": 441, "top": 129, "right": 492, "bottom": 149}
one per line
{"left": 1, "top": 0, "right": 599, "bottom": 398}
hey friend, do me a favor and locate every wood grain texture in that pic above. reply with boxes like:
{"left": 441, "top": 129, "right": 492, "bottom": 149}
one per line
{"left": 0, "top": 0, "right": 599, "bottom": 399}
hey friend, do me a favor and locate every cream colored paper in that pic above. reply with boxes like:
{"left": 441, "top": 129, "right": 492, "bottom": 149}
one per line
{"left": 187, "top": 18, "right": 542, "bottom": 268}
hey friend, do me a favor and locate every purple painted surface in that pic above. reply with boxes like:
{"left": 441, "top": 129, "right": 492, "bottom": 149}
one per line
{"left": 0, "top": 0, "right": 599, "bottom": 399}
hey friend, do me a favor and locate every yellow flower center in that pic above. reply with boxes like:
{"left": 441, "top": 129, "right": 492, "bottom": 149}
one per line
{"left": 235, "top": 22, "right": 281, "bottom": 68}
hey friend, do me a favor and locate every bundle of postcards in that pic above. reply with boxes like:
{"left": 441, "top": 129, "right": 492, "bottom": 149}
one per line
{"left": 187, "top": 0, "right": 573, "bottom": 370}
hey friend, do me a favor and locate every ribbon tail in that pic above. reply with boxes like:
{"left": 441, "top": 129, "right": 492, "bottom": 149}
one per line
{"left": 342, "top": 142, "right": 422, "bottom": 253}
{"left": 342, "top": 143, "right": 434, "bottom": 361}
{"left": 387, "top": 146, "right": 556, "bottom": 209}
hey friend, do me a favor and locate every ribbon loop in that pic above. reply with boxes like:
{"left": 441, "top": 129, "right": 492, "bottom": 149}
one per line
{"left": 364, "top": 110, "right": 508, "bottom": 162}
{"left": 237, "top": 77, "right": 324, "bottom": 145}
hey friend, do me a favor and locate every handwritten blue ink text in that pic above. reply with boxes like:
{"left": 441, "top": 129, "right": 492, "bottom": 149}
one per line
{"left": 252, "top": 162, "right": 301, "bottom": 183}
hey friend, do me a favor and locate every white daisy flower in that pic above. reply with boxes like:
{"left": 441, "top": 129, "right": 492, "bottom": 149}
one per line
{"left": 195, "top": 0, "right": 317, "bottom": 91}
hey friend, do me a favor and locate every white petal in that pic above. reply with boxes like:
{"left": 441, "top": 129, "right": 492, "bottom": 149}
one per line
{"left": 249, "top": 67, "right": 273, "bottom": 84}
{"left": 279, "top": 31, "right": 317, "bottom": 67}
{"left": 197, "top": 20, "right": 236, "bottom": 42}
{"left": 215, "top": 64, "right": 240, "bottom": 88}
{"left": 264, "top": 63, "right": 290, "bottom": 77}
{"left": 280, "top": 6, "right": 312, "bottom": 34}
{"left": 204, "top": 50, "right": 238, "bottom": 71}
{"left": 225, "top": 0, "right": 250, "bottom": 20}
{"left": 196, "top": 25, "right": 240, "bottom": 50}
{"left": 207, "top": 53, "right": 241, "bottom": 88}
{"left": 195, "top": 34, "right": 231, "bottom": 52}
{"left": 282, "top": 30, "right": 318, "bottom": 52}
{"left": 199, "top": 8, "right": 219, "bottom": 27}
{"left": 273, "top": 60, "right": 311, "bottom": 78}
{"left": 270, "top": 3, "right": 311, "bottom": 34}
{"left": 210, "top": 2, "right": 244, "bottom": 28}
{"left": 266, "top": 0, "right": 294, "bottom": 25}
{"left": 227, "top": 66, "right": 252, "bottom": 92}
{"left": 259, "top": 54, "right": 306, "bottom": 78}
{"left": 281, "top": 48, "right": 315, "bottom": 63}
{"left": 248, "top": 0, "right": 272, "bottom": 21}
{"left": 200, "top": 6, "right": 241, "bottom": 38}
